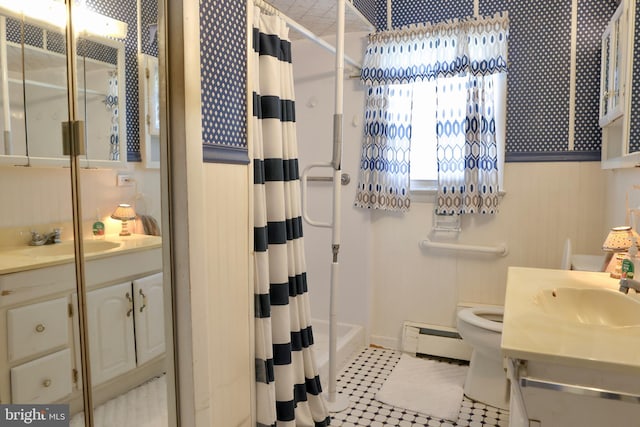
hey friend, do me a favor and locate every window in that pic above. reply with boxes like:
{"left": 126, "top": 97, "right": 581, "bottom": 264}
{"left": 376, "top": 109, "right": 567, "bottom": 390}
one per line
{"left": 354, "top": 13, "right": 508, "bottom": 213}
{"left": 409, "top": 74, "right": 507, "bottom": 194}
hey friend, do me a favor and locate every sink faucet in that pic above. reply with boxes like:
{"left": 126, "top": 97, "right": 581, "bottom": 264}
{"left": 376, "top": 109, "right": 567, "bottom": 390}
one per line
{"left": 619, "top": 278, "right": 640, "bottom": 294}
{"left": 29, "top": 228, "right": 62, "bottom": 246}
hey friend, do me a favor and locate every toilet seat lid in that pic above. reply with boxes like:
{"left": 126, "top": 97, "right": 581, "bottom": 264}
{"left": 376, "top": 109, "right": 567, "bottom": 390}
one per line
{"left": 458, "top": 306, "right": 503, "bottom": 333}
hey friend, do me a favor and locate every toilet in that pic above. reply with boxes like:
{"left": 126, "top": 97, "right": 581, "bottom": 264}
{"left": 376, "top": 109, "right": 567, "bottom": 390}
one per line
{"left": 456, "top": 305, "right": 509, "bottom": 410}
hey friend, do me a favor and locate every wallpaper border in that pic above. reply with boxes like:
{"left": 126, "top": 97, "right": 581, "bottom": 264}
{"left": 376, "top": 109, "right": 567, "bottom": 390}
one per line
{"left": 203, "top": 145, "right": 250, "bottom": 164}
{"left": 506, "top": 151, "right": 600, "bottom": 162}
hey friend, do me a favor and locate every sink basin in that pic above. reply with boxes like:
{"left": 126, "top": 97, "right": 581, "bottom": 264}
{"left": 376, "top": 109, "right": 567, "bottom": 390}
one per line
{"left": 14, "top": 240, "right": 120, "bottom": 257}
{"left": 534, "top": 287, "right": 640, "bottom": 327}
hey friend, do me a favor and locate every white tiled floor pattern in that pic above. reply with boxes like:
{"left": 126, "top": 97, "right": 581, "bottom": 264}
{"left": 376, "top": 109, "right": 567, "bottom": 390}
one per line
{"left": 330, "top": 347, "right": 510, "bottom": 427}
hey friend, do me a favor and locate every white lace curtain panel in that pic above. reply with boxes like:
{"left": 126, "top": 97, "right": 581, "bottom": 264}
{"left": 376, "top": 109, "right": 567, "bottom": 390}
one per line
{"left": 355, "top": 13, "right": 509, "bottom": 214}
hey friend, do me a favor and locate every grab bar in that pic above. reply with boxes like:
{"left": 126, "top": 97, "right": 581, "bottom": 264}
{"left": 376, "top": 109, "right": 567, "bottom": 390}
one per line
{"left": 301, "top": 162, "right": 334, "bottom": 228}
{"left": 520, "top": 376, "right": 640, "bottom": 404}
{"left": 419, "top": 237, "right": 508, "bottom": 256}
{"left": 307, "top": 173, "right": 350, "bottom": 185}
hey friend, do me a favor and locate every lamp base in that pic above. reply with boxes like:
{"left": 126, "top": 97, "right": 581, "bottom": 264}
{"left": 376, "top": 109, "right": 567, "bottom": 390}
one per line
{"left": 606, "top": 252, "right": 626, "bottom": 279}
{"left": 119, "top": 219, "right": 132, "bottom": 236}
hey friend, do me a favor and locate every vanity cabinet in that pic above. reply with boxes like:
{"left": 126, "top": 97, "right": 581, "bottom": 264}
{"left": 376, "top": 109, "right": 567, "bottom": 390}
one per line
{"left": 502, "top": 267, "right": 640, "bottom": 427}
{"left": 0, "top": 242, "right": 164, "bottom": 408}
{"left": 508, "top": 358, "right": 640, "bottom": 427}
{"left": 82, "top": 272, "right": 165, "bottom": 385}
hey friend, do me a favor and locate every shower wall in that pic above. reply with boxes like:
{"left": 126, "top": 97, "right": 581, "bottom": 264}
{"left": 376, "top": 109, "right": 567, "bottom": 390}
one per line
{"left": 292, "top": 33, "right": 372, "bottom": 338}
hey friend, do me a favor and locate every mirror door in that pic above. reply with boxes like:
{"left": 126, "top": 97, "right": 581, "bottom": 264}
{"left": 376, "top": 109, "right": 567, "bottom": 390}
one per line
{"left": 68, "top": 0, "right": 174, "bottom": 426}
{"left": 0, "top": 1, "right": 79, "bottom": 415}
{"left": 0, "top": 1, "right": 175, "bottom": 426}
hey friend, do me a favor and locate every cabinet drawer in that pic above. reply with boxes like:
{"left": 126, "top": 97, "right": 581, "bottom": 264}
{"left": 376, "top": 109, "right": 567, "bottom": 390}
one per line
{"left": 10, "top": 349, "right": 72, "bottom": 404}
{"left": 7, "top": 297, "right": 69, "bottom": 362}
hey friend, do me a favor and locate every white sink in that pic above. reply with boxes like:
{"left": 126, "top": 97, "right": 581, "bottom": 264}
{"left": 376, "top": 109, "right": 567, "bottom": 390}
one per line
{"left": 13, "top": 240, "right": 120, "bottom": 257}
{"left": 534, "top": 287, "right": 640, "bottom": 327}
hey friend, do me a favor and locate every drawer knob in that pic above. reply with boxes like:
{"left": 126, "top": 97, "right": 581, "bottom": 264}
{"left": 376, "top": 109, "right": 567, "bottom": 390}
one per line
{"left": 42, "top": 379, "right": 52, "bottom": 388}
{"left": 35, "top": 324, "right": 46, "bottom": 333}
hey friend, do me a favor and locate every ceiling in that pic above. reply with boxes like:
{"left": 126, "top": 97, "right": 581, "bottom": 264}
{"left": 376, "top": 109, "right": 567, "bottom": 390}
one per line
{"left": 267, "top": 0, "right": 375, "bottom": 40}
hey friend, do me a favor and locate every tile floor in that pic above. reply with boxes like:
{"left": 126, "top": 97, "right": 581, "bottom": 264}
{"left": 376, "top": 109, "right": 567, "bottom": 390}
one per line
{"left": 329, "top": 347, "right": 510, "bottom": 427}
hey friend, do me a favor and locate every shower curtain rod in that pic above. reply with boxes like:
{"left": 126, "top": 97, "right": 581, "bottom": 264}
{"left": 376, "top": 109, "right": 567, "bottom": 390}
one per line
{"left": 253, "top": 0, "right": 365, "bottom": 70}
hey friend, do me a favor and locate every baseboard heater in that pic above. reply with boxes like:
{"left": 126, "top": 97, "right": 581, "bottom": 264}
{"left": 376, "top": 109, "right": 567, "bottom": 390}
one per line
{"left": 402, "top": 320, "right": 472, "bottom": 361}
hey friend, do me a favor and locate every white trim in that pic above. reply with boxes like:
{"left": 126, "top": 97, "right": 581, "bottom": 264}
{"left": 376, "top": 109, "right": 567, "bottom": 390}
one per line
{"left": 370, "top": 334, "right": 400, "bottom": 351}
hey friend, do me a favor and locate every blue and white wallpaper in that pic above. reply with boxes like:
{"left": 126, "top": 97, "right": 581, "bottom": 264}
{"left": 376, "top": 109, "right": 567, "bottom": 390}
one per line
{"left": 199, "top": 0, "right": 249, "bottom": 164}
{"left": 87, "top": 0, "right": 141, "bottom": 162}
{"left": 388, "top": 0, "right": 617, "bottom": 161}
{"left": 354, "top": 0, "right": 386, "bottom": 32}
{"left": 196, "top": 0, "right": 619, "bottom": 163}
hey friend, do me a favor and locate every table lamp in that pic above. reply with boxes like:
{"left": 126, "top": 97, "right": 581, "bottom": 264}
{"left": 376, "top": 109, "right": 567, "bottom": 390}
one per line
{"left": 602, "top": 225, "right": 637, "bottom": 278}
{"left": 111, "top": 203, "right": 136, "bottom": 236}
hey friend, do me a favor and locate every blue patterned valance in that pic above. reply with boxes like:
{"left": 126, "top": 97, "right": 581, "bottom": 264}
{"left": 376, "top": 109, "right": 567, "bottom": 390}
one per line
{"left": 361, "top": 12, "right": 509, "bottom": 85}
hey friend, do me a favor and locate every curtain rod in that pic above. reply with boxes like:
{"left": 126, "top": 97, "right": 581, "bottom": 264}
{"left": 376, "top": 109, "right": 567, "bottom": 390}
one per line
{"left": 253, "top": 0, "right": 364, "bottom": 70}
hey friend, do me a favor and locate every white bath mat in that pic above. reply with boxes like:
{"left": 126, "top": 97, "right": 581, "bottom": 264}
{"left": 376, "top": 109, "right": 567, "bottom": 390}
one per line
{"left": 376, "top": 353, "right": 468, "bottom": 422}
{"left": 70, "top": 375, "right": 167, "bottom": 427}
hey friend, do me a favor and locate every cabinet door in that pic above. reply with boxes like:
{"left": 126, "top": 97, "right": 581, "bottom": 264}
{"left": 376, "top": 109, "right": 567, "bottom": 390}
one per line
{"left": 86, "top": 282, "right": 136, "bottom": 385}
{"left": 599, "top": 2, "right": 626, "bottom": 127}
{"left": 133, "top": 272, "right": 165, "bottom": 365}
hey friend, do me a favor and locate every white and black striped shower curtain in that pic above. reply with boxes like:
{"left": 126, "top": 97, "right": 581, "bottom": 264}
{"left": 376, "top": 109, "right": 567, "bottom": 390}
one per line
{"left": 252, "top": 7, "right": 330, "bottom": 427}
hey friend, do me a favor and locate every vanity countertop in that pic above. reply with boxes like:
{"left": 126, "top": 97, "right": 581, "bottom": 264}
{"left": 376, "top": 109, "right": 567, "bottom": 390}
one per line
{"left": 502, "top": 266, "right": 640, "bottom": 373}
{"left": 0, "top": 234, "right": 161, "bottom": 275}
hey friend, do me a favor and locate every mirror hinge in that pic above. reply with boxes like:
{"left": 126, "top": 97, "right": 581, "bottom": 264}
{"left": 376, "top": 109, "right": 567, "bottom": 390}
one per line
{"left": 72, "top": 368, "right": 78, "bottom": 384}
{"left": 62, "top": 120, "right": 85, "bottom": 156}
{"left": 68, "top": 303, "right": 73, "bottom": 317}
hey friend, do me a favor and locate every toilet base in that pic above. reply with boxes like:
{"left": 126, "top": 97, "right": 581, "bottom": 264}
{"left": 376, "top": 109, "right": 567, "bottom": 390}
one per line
{"left": 464, "top": 350, "right": 510, "bottom": 410}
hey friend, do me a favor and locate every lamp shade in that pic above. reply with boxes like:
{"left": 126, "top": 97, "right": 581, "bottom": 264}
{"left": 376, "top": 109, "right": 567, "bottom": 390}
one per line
{"left": 602, "top": 226, "right": 637, "bottom": 251}
{"left": 111, "top": 204, "right": 136, "bottom": 221}
{"left": 111, "top": 204, "right": 136, "bottom": 236}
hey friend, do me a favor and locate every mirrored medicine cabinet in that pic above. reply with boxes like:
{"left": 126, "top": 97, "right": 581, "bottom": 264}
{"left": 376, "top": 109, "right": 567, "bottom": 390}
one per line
{"left": 0, "top": 10, "right": 127, "bottom": 168}
{"left": 601, "top": 0, "right": 640, "bottom": 168}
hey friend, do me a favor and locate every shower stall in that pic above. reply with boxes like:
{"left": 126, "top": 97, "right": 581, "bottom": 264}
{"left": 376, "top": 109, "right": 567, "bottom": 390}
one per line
{"left": 292, "top": 28, "right": 371, "bottom": 385}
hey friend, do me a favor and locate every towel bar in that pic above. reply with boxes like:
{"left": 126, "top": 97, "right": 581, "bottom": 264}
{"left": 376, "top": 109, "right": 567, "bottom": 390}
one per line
{"left": 419, "top": 237, "right": 508, "bottom": 256}
{"left": 520, "top": 376, "right": 640, "bottom": 404}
